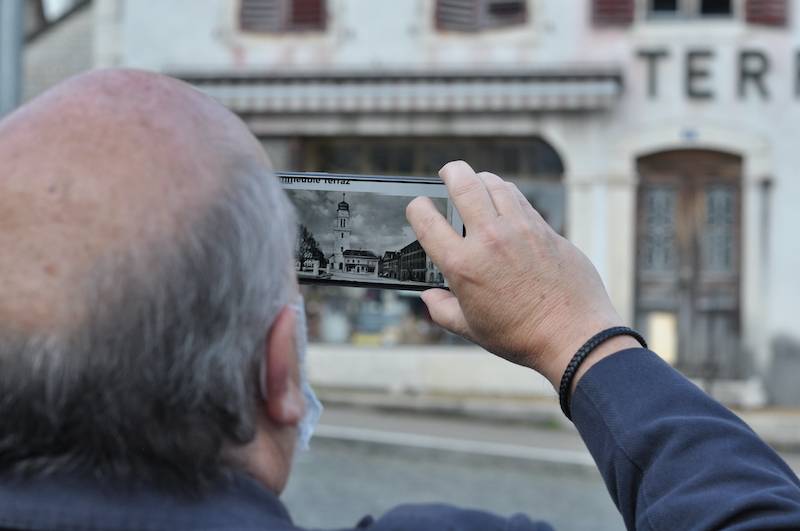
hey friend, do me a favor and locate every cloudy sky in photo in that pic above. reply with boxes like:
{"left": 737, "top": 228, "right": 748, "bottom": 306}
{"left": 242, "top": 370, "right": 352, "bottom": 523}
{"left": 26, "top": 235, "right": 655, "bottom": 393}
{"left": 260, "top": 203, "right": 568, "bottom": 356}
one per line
{"left": 286, "top": 189, "right": 447, "bottom": 257}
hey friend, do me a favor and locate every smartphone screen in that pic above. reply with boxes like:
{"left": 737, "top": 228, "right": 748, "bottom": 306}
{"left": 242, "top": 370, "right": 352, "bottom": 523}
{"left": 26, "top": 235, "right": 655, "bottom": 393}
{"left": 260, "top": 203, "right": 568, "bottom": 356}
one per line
{"left": 278, "top": 171, "right": 462, "bottom": 290}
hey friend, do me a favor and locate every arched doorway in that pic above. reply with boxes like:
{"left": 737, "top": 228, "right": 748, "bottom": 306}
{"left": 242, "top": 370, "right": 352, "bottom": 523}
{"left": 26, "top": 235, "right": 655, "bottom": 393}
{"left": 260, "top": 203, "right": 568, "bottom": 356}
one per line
{"left": 635, "top": 150, "right": 743, "bottom": 379}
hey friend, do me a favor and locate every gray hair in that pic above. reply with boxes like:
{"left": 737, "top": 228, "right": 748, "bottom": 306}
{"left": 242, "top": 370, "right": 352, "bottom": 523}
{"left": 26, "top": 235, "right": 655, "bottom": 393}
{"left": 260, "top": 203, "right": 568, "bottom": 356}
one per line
{"left": 0, "top": 162, "right": 297, "bottom": 489}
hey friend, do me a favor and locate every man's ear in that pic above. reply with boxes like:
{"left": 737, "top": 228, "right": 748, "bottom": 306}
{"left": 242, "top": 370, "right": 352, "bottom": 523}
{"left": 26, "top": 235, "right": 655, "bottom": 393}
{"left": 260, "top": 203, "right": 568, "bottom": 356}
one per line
{"left": 263, "top": 305, "right": 304, "bottom": 426}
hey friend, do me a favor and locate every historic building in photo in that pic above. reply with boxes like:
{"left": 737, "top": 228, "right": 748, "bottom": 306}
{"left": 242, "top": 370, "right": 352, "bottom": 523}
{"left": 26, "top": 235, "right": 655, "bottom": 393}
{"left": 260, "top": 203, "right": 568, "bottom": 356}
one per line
{"left": 398, "top": 241, "right": 428, "bottom": 283}
{"left": 330, "top": 193, "right": 351, "bottom": 273}
{"left": 343, "top": 249, "right": 379, "bottom": 275}
{"left": 379, "top": 251, "right": 400, "bottom": 279}
{"left": 93, "top": 0, "right": 799, "bottom": 405}
{"left": 326, "top": 193, "right": 380, "bottom": 276}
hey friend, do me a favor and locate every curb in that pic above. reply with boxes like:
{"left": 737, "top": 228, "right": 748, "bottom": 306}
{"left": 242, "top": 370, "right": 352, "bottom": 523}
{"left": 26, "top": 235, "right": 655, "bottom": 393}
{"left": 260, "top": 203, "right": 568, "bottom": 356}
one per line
{"left": 312, "top": 424, "right": 597, "bottom": 472}
{"left": 316, "top": 389, "right": 574, "bottom": 431}
{"left": 317, "top": 389, "right": 800, "bottom": 454}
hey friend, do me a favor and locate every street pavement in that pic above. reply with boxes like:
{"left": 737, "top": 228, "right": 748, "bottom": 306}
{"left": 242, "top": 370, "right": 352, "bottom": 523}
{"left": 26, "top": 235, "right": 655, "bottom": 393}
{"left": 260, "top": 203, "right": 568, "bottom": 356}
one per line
{"left": 282, "top": 405, "right": 800, "bottom": 530}
{"left": 282, "top": 405, "right": 620, "bottom": 530}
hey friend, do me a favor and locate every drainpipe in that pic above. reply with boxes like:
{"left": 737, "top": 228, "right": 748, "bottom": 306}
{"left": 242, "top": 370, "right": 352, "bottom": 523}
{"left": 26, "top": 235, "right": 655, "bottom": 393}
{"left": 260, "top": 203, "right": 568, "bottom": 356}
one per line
{"left": 0, "top": 0, "right": 24, "bottom": 117}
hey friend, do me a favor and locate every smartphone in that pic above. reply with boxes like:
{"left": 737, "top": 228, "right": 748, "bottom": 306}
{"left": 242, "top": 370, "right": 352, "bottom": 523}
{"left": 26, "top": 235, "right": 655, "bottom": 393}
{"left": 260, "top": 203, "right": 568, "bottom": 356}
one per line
{"left": 278, "top": 171, "right": 463, "bottom": 291}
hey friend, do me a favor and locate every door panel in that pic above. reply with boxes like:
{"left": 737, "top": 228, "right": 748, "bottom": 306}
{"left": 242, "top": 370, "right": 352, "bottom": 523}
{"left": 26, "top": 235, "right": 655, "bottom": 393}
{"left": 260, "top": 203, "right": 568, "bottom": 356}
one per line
{"left": 636, "top": 150, "right": 743, "bottom": 379}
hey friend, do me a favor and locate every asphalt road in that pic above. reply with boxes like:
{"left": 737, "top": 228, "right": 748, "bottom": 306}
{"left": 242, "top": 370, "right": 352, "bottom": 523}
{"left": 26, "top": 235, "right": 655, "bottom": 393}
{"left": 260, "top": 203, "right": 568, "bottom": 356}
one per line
{"left": 283, "top": 438, "right": 624, "bottom": 530}
{"left": 281, "top": 405, "right": 800, "bottom": 530}
{"left": 281, "top": 406, "right": 625, "bottom": 530}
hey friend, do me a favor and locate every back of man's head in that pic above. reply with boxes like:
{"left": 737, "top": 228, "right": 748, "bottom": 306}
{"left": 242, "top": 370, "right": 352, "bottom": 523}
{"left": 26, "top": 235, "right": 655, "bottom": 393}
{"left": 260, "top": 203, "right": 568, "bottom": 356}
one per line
{"left": 0, "top": 69, "right": 296, "bottom": 488}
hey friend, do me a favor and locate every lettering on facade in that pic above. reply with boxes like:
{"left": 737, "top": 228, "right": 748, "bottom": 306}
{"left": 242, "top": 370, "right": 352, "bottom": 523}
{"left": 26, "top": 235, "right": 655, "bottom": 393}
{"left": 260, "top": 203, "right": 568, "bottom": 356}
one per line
{"left": 637, "top": 48, "right": 778, "bottom": 101}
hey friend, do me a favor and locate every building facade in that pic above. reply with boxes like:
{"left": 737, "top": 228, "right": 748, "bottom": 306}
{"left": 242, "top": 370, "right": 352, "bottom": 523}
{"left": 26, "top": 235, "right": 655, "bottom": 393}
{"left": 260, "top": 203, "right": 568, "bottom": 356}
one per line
{"left": 378, "top": 251, "right": 400, "bottom": 279}
{"left": 343, "top": 250, "right": 379, "bottom": 274}
{"left": 398, "top": 240, "right": 428, "bottom": 283}
{"left": 89, "top": 0, "right": 800, "bottom": 403}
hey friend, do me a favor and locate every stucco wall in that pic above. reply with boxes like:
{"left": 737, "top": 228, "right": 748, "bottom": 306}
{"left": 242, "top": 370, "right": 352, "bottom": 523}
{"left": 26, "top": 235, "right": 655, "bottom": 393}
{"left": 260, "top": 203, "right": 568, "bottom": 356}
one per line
{"left": 93, "top": 0, "right": 800, "bottom": 394}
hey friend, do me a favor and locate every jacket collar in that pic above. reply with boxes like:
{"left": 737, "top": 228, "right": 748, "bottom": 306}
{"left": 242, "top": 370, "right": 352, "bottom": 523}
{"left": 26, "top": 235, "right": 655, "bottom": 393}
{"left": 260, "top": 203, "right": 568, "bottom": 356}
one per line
{"left": 0, "top": 471, "right": 296, "bottom": 531}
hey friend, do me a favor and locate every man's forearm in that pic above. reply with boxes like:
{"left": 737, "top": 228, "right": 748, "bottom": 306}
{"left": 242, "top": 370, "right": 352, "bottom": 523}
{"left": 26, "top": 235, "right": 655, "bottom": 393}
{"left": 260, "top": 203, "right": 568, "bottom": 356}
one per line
{"left": 572, "top": 349, "right": 800, "bottom": 530}
{"left": 406, "top": 162, "right": 800, "bottom": 529}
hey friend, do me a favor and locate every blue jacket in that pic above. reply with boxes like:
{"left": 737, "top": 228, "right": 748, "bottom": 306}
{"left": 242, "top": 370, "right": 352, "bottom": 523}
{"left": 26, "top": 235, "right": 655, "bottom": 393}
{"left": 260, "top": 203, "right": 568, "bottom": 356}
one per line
{"left": 1, "top": 348, "right": 799, "bottom": 530}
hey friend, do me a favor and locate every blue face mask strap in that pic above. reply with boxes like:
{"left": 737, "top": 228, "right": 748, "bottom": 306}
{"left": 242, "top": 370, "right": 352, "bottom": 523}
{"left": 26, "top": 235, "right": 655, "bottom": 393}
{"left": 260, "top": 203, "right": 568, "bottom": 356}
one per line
{"left": 291, "top": 296, "right": 323, "bottom": 451}
{"left": 257, "top": 296, "right": 323, "bottom": 452}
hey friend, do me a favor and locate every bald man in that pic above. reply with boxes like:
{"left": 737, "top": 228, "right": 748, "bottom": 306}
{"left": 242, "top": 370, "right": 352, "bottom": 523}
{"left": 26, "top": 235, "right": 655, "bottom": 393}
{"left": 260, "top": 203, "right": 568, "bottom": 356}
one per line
{"left": 1, "top": 70, "right": 800, "bottom": 531}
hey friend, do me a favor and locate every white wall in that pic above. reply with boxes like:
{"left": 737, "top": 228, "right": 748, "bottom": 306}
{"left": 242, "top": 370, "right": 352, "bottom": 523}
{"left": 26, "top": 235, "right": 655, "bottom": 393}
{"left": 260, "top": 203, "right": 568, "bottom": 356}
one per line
{"left": 95, "top": 0, "right": 800, "bottom": 382}
{"left": 96, "top": 0, "right": 588, "bottom": 71}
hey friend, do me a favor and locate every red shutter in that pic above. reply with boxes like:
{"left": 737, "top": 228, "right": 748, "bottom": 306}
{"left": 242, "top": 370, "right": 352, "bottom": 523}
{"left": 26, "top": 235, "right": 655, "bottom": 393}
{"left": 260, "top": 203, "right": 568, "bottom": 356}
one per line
{"left": 240, "top": 0, "right": 326, "bottom": 32}
{"left": 291, "top": 0, "right": 326, "bottom": 30}
{"left": 592, "top": 0, "right": 635, "bottom": 27}
{"left": 745, "top": 0, "right": 787, "bottom": 27}
{"left": 436, "top": 0, "right": 480, "bottom": 32}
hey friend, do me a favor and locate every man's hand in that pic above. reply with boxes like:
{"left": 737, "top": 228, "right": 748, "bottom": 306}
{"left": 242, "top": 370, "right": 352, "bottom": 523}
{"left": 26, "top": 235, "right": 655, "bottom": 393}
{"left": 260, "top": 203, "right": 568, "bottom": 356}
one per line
{"left": 406, "top": 161, "right": 636, "bottom": 389}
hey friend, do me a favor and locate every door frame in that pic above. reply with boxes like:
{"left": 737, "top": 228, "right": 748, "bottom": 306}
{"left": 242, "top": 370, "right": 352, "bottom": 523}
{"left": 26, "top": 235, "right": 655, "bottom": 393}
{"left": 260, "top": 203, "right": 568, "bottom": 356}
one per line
{"left": 634, "top": 149, "right": 744, "bottom": 378}
{"left": 611, "top": 123, "right": 772, "bottom": 378}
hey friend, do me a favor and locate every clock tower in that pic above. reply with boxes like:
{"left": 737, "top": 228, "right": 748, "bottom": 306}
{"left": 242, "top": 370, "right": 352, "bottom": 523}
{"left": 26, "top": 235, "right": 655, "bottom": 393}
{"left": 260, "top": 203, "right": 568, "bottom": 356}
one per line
{"left": 332, "top": 193, "right": 351, "bottom": 271}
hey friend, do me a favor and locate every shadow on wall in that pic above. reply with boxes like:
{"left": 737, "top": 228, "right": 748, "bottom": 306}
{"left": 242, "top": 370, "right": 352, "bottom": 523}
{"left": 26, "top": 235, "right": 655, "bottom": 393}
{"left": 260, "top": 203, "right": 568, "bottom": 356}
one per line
{"left": 767, "top": 336, "right": 800, "bottom": 406}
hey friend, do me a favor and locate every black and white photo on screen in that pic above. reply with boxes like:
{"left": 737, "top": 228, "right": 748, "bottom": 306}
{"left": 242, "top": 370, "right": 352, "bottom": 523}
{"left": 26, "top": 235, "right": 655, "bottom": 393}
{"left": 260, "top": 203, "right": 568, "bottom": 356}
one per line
{"left": 279, "top": 172, "right": 463, "bottom": 290}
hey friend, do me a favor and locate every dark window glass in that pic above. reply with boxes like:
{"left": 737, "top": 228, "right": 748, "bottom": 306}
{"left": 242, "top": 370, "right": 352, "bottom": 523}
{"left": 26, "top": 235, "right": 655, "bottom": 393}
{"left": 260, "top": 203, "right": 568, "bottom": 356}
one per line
{"left": 300, "top": 137, "right": 564, "bottom": 233}
{"left": 485, "top": 0, "right": 527, "bottom": 27}
{"left": 369, "top": 145, "right": 391, "bottom": 173}
{"left": 651, "top": 0, "right": 678, "bottom": 12}
{"left": 700, "top": 0, "right": 732, "bottom": 15}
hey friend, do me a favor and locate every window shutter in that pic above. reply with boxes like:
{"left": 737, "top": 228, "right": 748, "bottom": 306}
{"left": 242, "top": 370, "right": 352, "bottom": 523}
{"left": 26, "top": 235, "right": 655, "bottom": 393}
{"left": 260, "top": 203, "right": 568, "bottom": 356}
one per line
{"left": 592, "top": 0, "right": 635, "bottom": 26}
{"left": 745, "top": 0, "right": 787, "bottom": 26}
{"left": 291, "top": 0, "right": 326, "bottom": 30}
{"left": 436, "top": 0, "right": 480, "bottom": 32}
{"left": 240, "top": 0, "right": 326, "bottom": 32}
{"left": 240, "top": 0, "right": 285, "bottom": 32}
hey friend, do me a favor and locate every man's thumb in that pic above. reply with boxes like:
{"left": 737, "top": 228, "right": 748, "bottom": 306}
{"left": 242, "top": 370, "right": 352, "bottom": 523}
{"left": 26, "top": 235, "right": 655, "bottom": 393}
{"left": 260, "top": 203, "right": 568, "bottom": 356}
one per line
{"left": 421, "top": 289, "right": 471, "bottom": 340}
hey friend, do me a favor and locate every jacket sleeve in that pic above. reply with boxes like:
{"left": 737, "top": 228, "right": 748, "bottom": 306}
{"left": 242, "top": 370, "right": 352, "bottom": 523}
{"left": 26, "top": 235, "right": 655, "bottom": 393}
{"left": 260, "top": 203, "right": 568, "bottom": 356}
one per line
{"left": 571, "top": 348, "right": 800, "bottom": 531}
{"left": 359, "top": 503, "right": 554, "bottom": 531}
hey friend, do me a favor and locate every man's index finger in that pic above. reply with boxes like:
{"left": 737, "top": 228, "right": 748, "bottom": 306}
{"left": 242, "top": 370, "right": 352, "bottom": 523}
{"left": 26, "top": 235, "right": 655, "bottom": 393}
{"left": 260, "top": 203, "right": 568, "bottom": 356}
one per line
{"left": 406, "top": 196, "right": 460, "bottom": 269}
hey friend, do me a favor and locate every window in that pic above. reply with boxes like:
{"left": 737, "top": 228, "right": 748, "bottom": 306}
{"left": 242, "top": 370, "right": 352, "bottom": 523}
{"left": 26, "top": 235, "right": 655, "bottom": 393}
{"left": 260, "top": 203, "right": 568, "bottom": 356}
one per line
{"left": 603, "top": 0, "right": 784, "bottom": 26}
{"left": 298, "top": 137, "right": 565, "bottom": 347}
{"left": 303, "top": 137, "right": 564, "bottom": 232}
{"left": 436, "top": 0, "right": 528, "bottom": 32}
{"left": 700, "top": 0, "right": 732, "bottom": 15}
{"left": 240, "top": 0, "right": 326, "bottom": 33}
{"left": 647, "top": 0, "right": 732, "bottom": 18}
{"left": 651, "top": 0, "right": 678, "bottom": 13}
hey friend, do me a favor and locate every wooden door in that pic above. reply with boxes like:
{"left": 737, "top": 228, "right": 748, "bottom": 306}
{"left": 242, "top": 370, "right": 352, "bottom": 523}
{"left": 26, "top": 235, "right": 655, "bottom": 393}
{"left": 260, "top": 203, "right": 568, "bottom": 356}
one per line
{"left": 636, "top": 150, "right": 744, "bottom": 379}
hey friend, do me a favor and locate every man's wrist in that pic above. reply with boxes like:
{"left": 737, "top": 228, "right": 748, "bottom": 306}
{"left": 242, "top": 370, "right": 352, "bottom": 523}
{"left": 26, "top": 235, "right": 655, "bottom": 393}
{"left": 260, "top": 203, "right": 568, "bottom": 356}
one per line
{"left": 568, "top": 335, "right": 641, "bottom": 394}
{"left": 537, "top": 326, "right": 641, "bottom": 391}
{"left": 536, "top": 316, "right": 618, "bottom": 384}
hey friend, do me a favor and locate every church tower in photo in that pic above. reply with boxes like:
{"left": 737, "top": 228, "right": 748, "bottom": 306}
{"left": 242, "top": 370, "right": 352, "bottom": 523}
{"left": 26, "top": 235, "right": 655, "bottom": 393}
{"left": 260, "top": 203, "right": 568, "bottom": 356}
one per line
{"left": 332, "top": 193, "right": 351, "bottom": 271}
